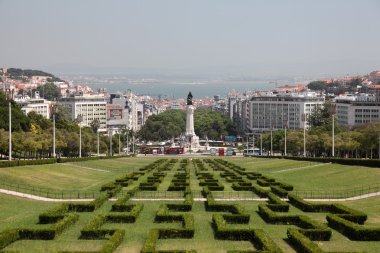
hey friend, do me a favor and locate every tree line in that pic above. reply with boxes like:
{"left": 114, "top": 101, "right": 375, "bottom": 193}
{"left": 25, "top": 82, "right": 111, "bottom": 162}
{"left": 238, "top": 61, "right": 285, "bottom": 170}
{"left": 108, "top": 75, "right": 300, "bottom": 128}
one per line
{"left": 0, "top": 92, "right": 130, "bottom": 159}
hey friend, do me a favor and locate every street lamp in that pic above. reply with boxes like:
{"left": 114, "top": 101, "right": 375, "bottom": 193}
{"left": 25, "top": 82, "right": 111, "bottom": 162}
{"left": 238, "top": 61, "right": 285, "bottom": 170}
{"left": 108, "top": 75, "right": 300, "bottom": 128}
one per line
{"left": 109, "top": 129, "right": 112, "bottom": 156}
{"left": 53, "top": 114, "right": 56, "bottom": 158}
{"left": 8, "top": 102, "right": 12, "bottom": 161}
{"left": 97, "top": 129, "right": 100, "bottom": 156}
{"left": 302, "top": 114, "right": 306, "bottom": 157}
{"left": 332, "top": 114, "right": 335, "bottom": 157}
{"left": 270, "top": 128, "right": 273, "bottom": 156}
{"left": 284, "top": 121, "right": 288, "bottom": 156}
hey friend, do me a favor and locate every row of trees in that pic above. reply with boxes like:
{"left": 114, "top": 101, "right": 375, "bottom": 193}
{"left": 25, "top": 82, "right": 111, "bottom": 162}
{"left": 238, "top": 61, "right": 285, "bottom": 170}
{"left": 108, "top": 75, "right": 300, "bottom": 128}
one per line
{"left": 258, "top": 115, "right": 380, "bottom": 159}
{"left": 138, "top": 108, "right": 238, "bottom": 141}
{"left": 0, "top": 92, "right": 133, "bottom": 159}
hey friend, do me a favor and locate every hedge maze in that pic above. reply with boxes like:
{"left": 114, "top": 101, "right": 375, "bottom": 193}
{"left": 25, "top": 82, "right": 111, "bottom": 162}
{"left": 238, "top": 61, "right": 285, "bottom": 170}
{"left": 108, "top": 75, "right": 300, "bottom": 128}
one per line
{"left": 0, "top": 158, "right": 379, "bottom": 252}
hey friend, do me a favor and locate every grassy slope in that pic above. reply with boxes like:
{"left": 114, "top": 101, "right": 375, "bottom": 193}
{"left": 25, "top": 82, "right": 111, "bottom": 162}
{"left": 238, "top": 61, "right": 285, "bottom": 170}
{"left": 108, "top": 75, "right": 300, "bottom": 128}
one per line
{"left": 0, "top": 194, "right": 57, "bottom": 230}
{"left": 227, "top": 157, "right": 380, "bottom": 191}
{"left": 0, "top": 157, "right": 156, "bottom": 191}
{"left": 1, "top": 157, "right": 380, "bottom": 252}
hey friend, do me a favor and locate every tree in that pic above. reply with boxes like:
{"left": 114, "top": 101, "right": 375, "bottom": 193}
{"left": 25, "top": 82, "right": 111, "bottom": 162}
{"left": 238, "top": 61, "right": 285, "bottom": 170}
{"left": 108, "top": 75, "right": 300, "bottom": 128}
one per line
{"left": 307, "top": 81, "right": 327, "bottom": 91}
{"left": 0, "top": 92, "right": 30, "bottom": 131}
{"left": 90, "top": 119, "right": 100, "bottom": 133}
{"left": 36, "top": 82, "right": 61, "bottom": 100}
{"left": 138, "top": 109, "right": 238, "bottom": 142}
{"left": 308, "top": 102, "right": 333, "bottom": 128}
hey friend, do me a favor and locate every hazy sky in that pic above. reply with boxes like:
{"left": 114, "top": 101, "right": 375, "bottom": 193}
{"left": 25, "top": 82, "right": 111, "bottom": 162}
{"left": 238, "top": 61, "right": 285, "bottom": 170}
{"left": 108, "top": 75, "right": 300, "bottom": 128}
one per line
{"left": 1, "top": 0, "right": 380, "bottom": 77}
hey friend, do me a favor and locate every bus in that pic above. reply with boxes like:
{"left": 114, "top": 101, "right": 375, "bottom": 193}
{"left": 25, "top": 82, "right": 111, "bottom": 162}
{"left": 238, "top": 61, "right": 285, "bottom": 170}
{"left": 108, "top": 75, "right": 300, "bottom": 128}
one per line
{"left": 243, "top": 148, "right": 261, "bottom": 156}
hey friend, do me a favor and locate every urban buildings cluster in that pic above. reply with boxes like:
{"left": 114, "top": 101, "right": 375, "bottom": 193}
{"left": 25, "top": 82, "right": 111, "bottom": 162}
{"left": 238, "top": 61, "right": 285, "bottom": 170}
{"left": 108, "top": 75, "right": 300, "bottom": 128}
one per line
{"left": 2, "top": 67, "right": 380, "bottom": 139}
{"left": 218, "top": 71, "right": 380, "bottom": 134}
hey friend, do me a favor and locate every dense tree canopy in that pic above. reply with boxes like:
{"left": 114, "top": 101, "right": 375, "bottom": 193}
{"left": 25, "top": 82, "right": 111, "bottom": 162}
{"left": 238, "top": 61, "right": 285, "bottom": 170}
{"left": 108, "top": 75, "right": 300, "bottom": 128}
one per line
{"left": 138, "top": 108, "right": 238, "bottom": 141}
{"left": 0, "top": 92, "right": 30, "bottom": 131}
{"left": 36, "top": 82, "right": 61, "bottom": 100}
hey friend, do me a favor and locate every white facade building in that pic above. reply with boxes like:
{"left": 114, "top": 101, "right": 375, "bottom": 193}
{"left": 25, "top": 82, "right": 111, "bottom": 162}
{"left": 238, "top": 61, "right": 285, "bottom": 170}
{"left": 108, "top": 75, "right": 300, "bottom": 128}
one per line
{"left": 109, "top": 91, "right": 144, "bottom": 132}
{"left": 15, "top": 92, "right": 52, "bottom": 119}
{"left": 60, "top": 95, "right": 107, "bottom": 129}
{"left": 248, "top": 92, "right": 324, "bottom": 132}
{"left": 334, "top": 94, "right": 380, "bottom": 128}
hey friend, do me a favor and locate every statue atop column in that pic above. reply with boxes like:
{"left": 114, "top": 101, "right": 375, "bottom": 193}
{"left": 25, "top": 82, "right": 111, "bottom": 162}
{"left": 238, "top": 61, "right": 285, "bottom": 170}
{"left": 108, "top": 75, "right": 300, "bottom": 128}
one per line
{"left": 185, "top": 92, "right": 199, "bottom": 151}
{"left": 187, "top": 92, "right": 193, "bottom": 105}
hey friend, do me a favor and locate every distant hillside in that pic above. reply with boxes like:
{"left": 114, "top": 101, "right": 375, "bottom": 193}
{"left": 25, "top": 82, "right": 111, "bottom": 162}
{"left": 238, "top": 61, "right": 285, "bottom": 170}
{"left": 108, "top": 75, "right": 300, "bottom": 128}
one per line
{"left": 4, "top": 68, "right": 65, "bottom": 82}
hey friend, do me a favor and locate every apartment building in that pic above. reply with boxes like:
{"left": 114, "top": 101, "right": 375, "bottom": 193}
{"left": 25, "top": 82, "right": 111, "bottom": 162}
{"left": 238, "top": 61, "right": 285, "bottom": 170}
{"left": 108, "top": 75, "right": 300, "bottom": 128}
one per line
{"left": 248, "top": 92, "right": 325, "bottom": 132}
{"left": 334, "top": 94, "right": 380, "bottom": 128}
{"left": 60, "top": 94, "right": 107, "bottom": 129}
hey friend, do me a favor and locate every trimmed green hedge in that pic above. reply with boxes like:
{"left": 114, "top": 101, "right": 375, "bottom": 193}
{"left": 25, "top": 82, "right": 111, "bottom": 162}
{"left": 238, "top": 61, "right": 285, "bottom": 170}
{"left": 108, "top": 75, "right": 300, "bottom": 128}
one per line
{"left": 0, "top": 158, "right": 57, "bottom": 168}
{"left": 39, "top": 204, "right": 69, "bottom": 224}
{"left": 212, "top": 214, "right": 282, "bottom": 253}
{"left": 69, "top": 195, "right": 108, "bottom": 212}
{"left": 288, "top": 194, "right": 367, "bottom": 224}
{"left": 0, "top": 229, "right": 19, "bottom": 250}
{"left": 19, "top": 213, "right": 79, "bottom": 240}
{"left": 267, "top": 192, "right": 289, "bottom": 212}
{"left": 107, "top": 204, "right": 144, "bottom": 223}
{"left": 327, "top": 214, "right": 380, "bottom": 241}
{"left": 255, "top": 155, "right": 380, "bottom": 168}
{"left": 258, "top": 204, "right": 331, "bottom": 240}
{"left": 270, "top": 185, "right": 288, "bottom": 198}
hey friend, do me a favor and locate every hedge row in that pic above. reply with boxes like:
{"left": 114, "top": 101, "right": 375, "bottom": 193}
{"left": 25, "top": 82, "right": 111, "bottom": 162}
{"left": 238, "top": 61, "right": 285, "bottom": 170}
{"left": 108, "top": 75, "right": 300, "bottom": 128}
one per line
{"left": 288, "top": 194, "right": 367, "bottom": 224}
{"left": 258, "top": 204, "right": 331, "bottom": 240}
{"left": 326, "top": 214, "right": 380, "bottom": 241}
{"left": 39, "top": 204, "right": 70, "bottom": 224}
{"left": 251, "top": 184, "right": 269, "bottom": 198}
{"left": 0, "top": 158, "right": 57, "bottom": 168}
{"left": 0, "top": 155, "right": 133, "bottom": 168}
{"left": 107, "top": 204, "right": 144, "bottom": 223}
{"left": 203, "top": 187, "right": 250, "bottom": 223}
{"left": 270, "top": 185, "right": 289, "bottom": 198}
{"left": 287, "top": 227, "right": 369, "bottom": 253}
{"left": 254, "top": 155, "right": 380, "bottom": 168}
{"left": 68, "top": 194, "right": 108, "bottom": 212}
{"left": 18, "top": 213, "right": 79, "bottom": 240}
{"left": 79, "top": 215, "right": 125, "bottom": 252}
{"left": 267, "top": 192, "right": 289, "bottom": 212}
{"left": 212, "top": 214, "right": 282, "bottom": 253}
{"left": 0, "top": 229, "right": 19, "bottom": 250}
{"left": 143, "top": 213, "right": 195, "bottom": 252}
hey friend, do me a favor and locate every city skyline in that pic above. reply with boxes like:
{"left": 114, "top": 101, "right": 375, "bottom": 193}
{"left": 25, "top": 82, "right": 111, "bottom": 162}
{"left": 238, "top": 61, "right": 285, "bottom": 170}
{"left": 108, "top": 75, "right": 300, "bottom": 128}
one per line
{"left": 0, "top": 0, "right": 379, "bottom": 77}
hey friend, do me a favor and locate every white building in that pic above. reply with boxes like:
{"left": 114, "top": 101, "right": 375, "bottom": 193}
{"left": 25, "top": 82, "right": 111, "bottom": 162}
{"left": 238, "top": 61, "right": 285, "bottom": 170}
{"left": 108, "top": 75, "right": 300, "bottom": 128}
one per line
{"left": 334, "top": 93, "right": 380, "bottom": 128}
{"left": 15, "top": 92, "right": 52, "bottom": 119}
{"left": 109, "top": 91, "right": 144, "bottom": 132}
{"left": 248, "top": 92, "right": 325, "bottom": 132}
{"left": 60, "top": 94, "right": 107, "bottom": 129}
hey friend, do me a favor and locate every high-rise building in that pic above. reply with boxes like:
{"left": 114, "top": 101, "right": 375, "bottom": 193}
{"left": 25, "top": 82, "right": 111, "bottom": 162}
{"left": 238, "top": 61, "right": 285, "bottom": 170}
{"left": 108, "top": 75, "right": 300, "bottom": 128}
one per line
{"left": 60, "top": 94, "right": 107, "bottom": 129}
{"left": 334, "top": 93, "right": 380, "bottom": 128}
{"left": 248, "top": 92, "right": 324, "bottom": 132}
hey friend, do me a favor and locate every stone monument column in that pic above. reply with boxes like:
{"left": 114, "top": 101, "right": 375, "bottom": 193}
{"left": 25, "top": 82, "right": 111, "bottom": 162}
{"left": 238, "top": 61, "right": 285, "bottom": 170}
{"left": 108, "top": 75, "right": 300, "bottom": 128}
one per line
{"left": 185, "top": 92, "right": 199, "bottom": 149}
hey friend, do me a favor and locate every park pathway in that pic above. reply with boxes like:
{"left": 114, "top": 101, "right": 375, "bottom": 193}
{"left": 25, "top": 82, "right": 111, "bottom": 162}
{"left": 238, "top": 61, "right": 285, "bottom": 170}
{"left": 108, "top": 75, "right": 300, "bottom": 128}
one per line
{"left": 1, "top": 188, "right": 380, "bottom": 202}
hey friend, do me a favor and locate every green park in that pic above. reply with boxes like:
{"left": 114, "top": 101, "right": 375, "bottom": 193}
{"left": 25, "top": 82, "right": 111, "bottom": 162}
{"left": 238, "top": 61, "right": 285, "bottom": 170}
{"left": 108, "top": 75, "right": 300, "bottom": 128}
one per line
{"left": 0, "top": 156, "right": 379, "bottom": 253}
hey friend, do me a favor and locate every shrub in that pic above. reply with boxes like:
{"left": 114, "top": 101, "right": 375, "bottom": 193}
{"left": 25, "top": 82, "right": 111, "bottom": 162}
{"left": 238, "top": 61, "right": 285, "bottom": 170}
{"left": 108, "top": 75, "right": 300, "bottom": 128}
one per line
{"left": 326, "top": 214, "right": 380, "bottom": 241}
{"left": 0, "top": 229, "right": 19, "bottom": 250}
{"left": 100, "top": 229, "right": 125, "bottom": 253}
{"left": 270, "top": 185, "right": 288, "bottom": 198}
{"left": 39, "top": 204, "right": 69, "bottom": 224}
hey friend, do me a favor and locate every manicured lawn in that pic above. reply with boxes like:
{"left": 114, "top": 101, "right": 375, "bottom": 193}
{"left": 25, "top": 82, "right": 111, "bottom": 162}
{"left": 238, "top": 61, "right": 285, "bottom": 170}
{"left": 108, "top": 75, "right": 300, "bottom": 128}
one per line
{"left": 1, "top": 157, "right": 380, "bottom": 253}
{"left": 0, "top": 157, "right": 156, "bottom": 192}
{"left": 0, "top": 194, "right": 57, "bottom": 230}
{"left": 226, "top": 157, "right": 380, "bottom": 191}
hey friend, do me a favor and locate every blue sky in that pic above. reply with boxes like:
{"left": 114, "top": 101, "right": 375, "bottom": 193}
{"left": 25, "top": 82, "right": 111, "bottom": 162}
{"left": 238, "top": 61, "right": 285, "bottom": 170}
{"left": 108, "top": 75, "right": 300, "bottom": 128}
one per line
{"left": 1, "top": 0, "right": 379, "bottom": 76}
